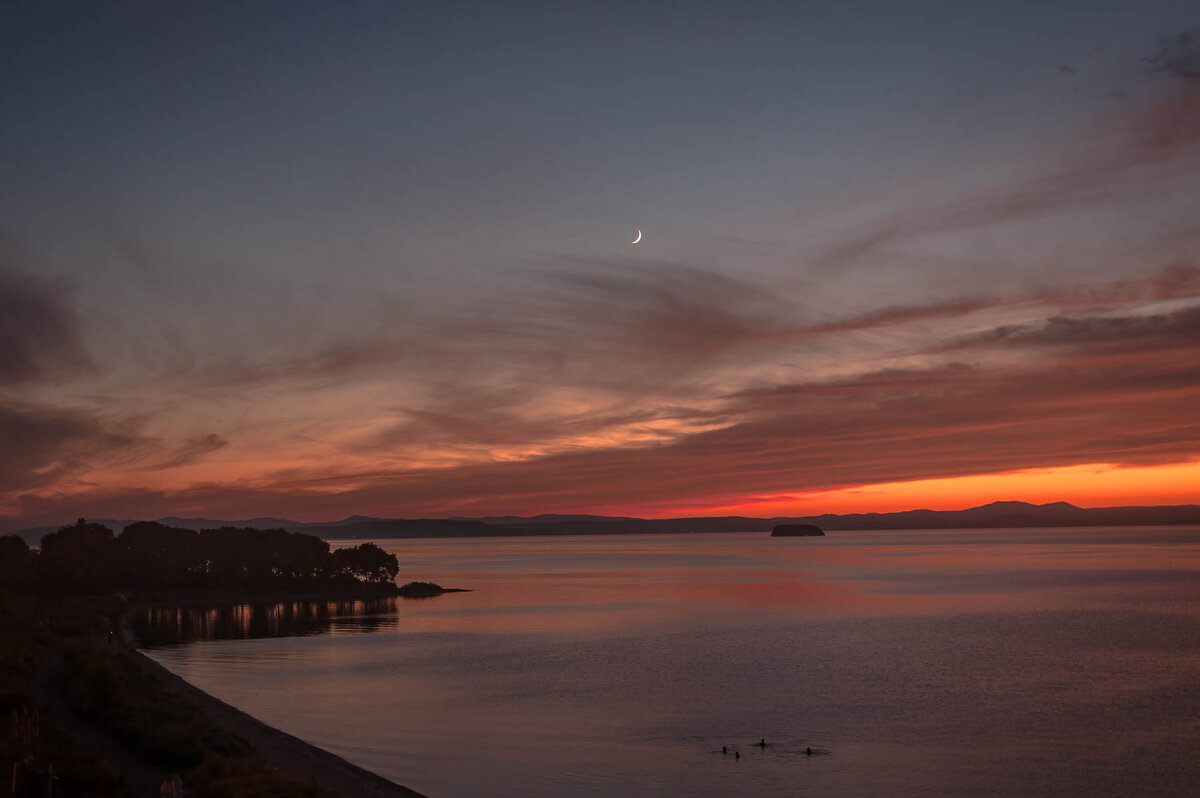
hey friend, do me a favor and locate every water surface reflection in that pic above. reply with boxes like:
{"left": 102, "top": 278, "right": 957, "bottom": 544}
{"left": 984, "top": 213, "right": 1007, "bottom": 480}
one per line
{"left": 139, "top": 528, "right": 1200, "bottom": 798}
{"left": 132, "top": 598, "right": 400, "bottom": 647}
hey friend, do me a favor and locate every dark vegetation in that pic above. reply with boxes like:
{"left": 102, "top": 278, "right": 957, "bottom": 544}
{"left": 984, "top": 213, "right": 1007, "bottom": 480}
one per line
{"left": 62, "top": 648, "right": 251, "bottom": 768}
{"left": 187, "top": 755, "right": 337, "bottom": 798}
{"left": 1, "top": 593, "right": 127, "bottom": 797}
{"left": 22, "top": 519, "right": 398, "bottom": 594}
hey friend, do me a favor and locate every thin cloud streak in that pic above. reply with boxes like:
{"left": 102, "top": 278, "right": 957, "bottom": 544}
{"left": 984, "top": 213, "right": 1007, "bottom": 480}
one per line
{"left": 939, "top": 301, "right": 1200, "bottom": 353}
{"left": 154, "top": 433, "right": 230, "bottom": 469}
{"left": 0, "top": 403, "right": 146, "bottom": 494}
{"left": 813, "top": 85, "right": 1200, "bottom": 272}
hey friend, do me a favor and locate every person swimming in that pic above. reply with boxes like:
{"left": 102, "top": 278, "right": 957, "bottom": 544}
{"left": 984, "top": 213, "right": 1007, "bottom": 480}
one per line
{"left": 806, "top": 747, "right": 813, "bottom": 756}
{"left": 758, "top": 738, "right": 766, "bottom": 748}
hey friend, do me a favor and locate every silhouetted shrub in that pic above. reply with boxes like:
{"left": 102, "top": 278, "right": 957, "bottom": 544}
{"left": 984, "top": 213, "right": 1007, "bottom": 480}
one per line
{"left": 116, "top": 521, "right": 203, "bottom": 588}
{"left": 39, "top": 520, "right": 118, "bottom": 592}
{"left": 187, "top": 753, "right": 337, "bottom": 798}
{"left": 333, "top": 542, "right": 399, "bottom": 584}
{"left": 0, "top": 535, "right": 33, "bottom": 586}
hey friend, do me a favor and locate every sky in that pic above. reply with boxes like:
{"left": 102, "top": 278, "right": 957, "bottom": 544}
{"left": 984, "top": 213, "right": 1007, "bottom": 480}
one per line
{"left": 2, "top": 1, "right": 1199, "bottom": 530}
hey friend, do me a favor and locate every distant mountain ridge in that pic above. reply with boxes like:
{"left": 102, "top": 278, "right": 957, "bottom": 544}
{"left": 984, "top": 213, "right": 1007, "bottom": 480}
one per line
{"left": 8, "top": 501, "right": 1200, "bottom": 545}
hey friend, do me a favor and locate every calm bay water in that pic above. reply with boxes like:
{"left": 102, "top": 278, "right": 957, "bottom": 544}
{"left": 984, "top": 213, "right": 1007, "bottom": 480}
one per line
{"left": 131, "top": 528, "right": 1200, "bottom": 797}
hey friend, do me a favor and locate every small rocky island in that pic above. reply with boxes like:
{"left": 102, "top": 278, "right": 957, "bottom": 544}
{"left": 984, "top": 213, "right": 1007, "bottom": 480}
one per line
{"left": 397, "top": 580, "right": 472, "bottom": 597}
{"left": 770, "top": 523, "right": 825, "bottom": 537}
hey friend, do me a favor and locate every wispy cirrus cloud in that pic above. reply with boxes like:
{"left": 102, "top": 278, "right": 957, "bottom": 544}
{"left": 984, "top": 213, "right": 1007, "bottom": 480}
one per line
{"left": 154, "top": 433, "right": 230, "bottom": 469}
{"left": 0, "top": 403, "right": 145, "bottom": 494}
{"left": 0, "top": 268, "right": 91, "bottom": 384}
{"left": 942, "top": 302, "right": 1200, "bottom": 354}
{"left": 814, "top": 80, "right": 1200, "bottom": 273}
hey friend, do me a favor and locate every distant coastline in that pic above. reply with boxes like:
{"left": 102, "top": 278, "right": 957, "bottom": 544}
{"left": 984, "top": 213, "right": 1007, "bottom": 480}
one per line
{"left": 10, "top": 500, "right": 1200, "bottom": 545}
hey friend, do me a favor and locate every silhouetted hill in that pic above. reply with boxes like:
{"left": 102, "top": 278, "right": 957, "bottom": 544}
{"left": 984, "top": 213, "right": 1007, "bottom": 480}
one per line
{"left": 512, "top": 516, "right": 771, "bottom": 534}
{"left": 157, "top": 516, "right": 299, "bottom": 530}
{"left": 465, "top": 514, "right": 640, "bottom": 525}
{"left": 9, "top": 519, "right": 138, "bottom": 546}
{"left": 796, "top": 502, "right": 1200, "bottom": 531}
{"left": 305, "top": 518, "right": 537, "bottom": 538}
{"left": 8, "top": 501, "right": 1200, "bottom": 544}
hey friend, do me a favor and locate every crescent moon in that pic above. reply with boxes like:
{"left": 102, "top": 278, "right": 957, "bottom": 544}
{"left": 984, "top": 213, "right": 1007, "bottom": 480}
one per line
{"left": 631, "top": 229, "right": 642, "bottom": 244}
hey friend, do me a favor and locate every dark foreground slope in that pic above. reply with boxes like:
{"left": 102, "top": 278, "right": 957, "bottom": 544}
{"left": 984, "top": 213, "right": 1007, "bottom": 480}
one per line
{"left": 1, "top": 523, "right": 428, "bottom": 797}
{"left": 0, "top": 591, "right": 426, "bottom": 798}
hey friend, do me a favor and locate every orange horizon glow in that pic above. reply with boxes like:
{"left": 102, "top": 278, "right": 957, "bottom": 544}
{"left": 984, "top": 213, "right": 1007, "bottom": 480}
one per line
{"left": 646, "top": 460, "right": 1200, "bottom": 518}
{"left": 3, "top": 458, "right": 1199, "bottom": 533}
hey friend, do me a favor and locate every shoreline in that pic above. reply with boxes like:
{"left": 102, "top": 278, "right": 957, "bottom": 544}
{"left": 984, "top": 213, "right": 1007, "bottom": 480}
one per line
{"left": 118, "top": 596, "right": 429, "bottom": 797}
{"left": 129, "top": 642, "right": 428, "bottom": 798}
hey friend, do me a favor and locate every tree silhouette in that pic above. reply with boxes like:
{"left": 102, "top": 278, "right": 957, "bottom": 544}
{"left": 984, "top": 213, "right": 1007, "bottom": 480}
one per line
{"left": 116, "top": 521, "right": 202, "bottom": 588}
{"left": 12, "top": 519, "right": 401, "bottom": 594}
{"left": 333, "top": 542, "right": 400, "bottom": 584}
{"left": 39, "top": 519, "right": 117, "bottom": 592}
{"left": 0, "top": 534, "right": 33, "bottom": 585}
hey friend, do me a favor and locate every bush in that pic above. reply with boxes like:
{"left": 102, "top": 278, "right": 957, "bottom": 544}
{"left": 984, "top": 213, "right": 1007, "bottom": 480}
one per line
{"left": 0, "top": 535, "right": 34, "bottom": 586}
{"left": 187, "top": 754, "right": 337, "bottom": 798}
{"left": 39, "top": 520, "right": 118, "bottom": 592}
{"left": 333, "top": 543, "right": 399, "bottom": 584}
{"left": 1, "top": 594, "right": 129, "bottom": 797}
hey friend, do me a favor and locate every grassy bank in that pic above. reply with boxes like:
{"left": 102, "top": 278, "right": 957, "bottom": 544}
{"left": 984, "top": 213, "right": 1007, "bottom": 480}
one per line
{"left": 1, "top": 591, "right": 127, "bottom": 797}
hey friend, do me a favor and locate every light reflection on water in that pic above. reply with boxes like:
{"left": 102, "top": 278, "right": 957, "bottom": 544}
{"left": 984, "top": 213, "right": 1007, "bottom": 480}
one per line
{"left": 133, "top": 600, "right": 400, "bottom": 643}
{"left": 135, "top": 528, "right": 1200, "bottom": 797}
{"left": 135, "top": 599, "right": 402, "bottom": 645}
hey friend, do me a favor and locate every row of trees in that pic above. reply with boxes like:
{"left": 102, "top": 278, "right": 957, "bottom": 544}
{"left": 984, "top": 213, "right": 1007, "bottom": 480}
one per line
{"left": 0, "top": 519, "right": 399, "bottom": 593}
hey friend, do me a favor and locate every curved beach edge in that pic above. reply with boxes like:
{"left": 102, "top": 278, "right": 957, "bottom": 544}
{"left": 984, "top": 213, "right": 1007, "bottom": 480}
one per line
{"left": 126, "top": 635, "right": 429, "bottom": 798}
